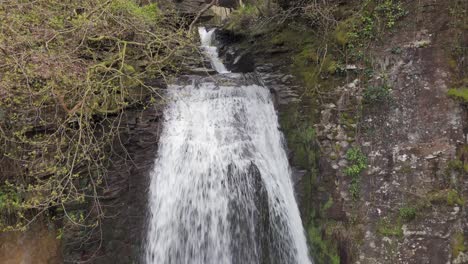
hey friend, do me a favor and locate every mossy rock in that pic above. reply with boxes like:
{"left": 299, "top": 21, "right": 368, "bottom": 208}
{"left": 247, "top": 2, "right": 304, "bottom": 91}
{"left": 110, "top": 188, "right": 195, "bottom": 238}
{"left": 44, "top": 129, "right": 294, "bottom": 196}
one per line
{"left": 377, "top": 218, "right": 403, "bottom": 238}
{"left": 452, "top": 232, "right": 467, "bottom": 258}
{"left": 427, "top": 189, "right": 465, "bottom": 206}
{"left": 447, "top": 88, "right": 468, "bottom": 102}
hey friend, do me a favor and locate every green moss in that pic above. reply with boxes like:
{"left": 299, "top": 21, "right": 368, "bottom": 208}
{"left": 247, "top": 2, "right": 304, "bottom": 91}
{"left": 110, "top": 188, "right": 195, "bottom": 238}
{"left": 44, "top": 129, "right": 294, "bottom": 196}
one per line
{"left": 321, "top": 197, "right": 334, "bottom": 216}
{"left": 110, "top": 0, "right": 160, "bottom": 23}
{"left": 428, "top": 189, "right": 465, "bottom": 206}
{"left": 225, "top": 5, "right": 259, "bottom": 32}
{"left": 377, "top": 218, "right": 403, "bottom": 237}
{"left": 452, "top": 232, "right": 467, "bottom": 258}
{"left": 447, "top": 88, "right": 468, "bottom": 102}
{"left": 448, "top": 58, "right": 458, "bottom": 69}
{"left": 270, "top": 28, "right": 309, "bottom": 47}
{"left": 340, "top": 113, "right": 356, "bottom": 129}
{"left": 308, "top": 223, "right": 340, "bottom": 264}
{"left": 447, "top": 160, "right": 464, "bottom": 171}
{"left": 400, "top": 163, "right": 413, "bottom": 174}
{"left": 447, "top": 190, "right": 465, "bottom": 206}
{"left": 292, "top": 44, "right": 340, "bottom": 93}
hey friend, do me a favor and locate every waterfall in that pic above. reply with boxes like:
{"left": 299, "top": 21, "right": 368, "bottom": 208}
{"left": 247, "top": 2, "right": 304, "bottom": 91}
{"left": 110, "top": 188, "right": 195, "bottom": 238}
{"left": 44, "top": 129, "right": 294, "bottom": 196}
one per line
{"left": 145, "top": 27, "right": 311, "bottom": 264}
{"left": 198, "top": 27, "right": 230, "bottom": 74}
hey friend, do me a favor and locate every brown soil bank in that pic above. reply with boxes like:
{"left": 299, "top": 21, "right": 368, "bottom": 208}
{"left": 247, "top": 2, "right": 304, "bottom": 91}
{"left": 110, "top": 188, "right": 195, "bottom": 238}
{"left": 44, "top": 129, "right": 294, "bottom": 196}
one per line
{"left": 0, "top": 223, "right": 62, "bottom": 264}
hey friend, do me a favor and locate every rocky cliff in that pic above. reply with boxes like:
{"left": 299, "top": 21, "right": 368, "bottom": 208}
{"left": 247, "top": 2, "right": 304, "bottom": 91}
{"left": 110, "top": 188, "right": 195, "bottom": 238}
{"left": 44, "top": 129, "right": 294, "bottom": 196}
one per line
{"left": 213, "top": 0, "right": 467, "bottom": 263}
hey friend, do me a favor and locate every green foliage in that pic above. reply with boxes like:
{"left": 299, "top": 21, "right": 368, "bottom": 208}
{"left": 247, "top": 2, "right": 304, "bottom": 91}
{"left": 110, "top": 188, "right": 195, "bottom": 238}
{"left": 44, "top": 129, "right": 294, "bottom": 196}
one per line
{"left": 344, "top": 148, "right": 367, "bottom": 177}
{"left": 447, "top": 88, "right": 468, "bottom": 103}
{"left": 374, "top": 0, "right": 408, "bottom": 29}
{"left": 399, "top": 206, "right": 416, "bottom": 221}
{"left": 0, "top": 0, "right": 188, "bottom": 233}
{"left": 344, "top": 148, "right": 367, "bottom": 200}
{"left": 447, "top": 159, "right": 464, "bottom": 171}
{"left": 279, "top": 106, "right": 339, "bottom": 263}
{"left": 363, "top": 84, "right": 392, "bottom": 104}
{"left": 292, "top": 44, "right": 341, "bottom": 93}
{"left": 226, "top": 5, "right": 259, "bottom": 32}
{"left": 428, "top": 189, "right": 465, "bottom": 207}
{"left": 377, "top": 218, "right": 403, "bottom": 237}
{"left": 56, "top": 228, "right": 64, "bottom": 240}
{"left": 447, "top": 190, "right": 465, "bottom": 206}
{"left": 110, "top": 0, "right": 160, "bottom": 23}
{"left": 334, "top": 0, "right": 407, "bottom": 60}
{"left": 452, "top": 232, "right": 467, "bottom": 258}
{"left": 307, "top": 222, "right": 340, "bottom": 264}
{"left": 293, "top": 124, "right": 318, "bottom": 169}
{"left": 334, "top": 19, "right": 354, "bottom": 46}
{"left": 0, "top": 183, "right": 21, "bottom": 212}
{"left": 323, "top": 197, "right": 334, "bottom": 211}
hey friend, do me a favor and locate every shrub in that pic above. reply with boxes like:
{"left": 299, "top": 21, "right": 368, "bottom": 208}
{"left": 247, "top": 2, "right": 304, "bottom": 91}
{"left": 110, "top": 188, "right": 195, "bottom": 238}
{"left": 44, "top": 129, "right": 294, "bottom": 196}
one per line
{"left": 375, "top": 0, "right": 408, "bottom": 29}
{"left": 0, "top": 0, "right": 188, "bottom": 233}
{"left": 344, "top": 148, "right": 367, "bottom": 200}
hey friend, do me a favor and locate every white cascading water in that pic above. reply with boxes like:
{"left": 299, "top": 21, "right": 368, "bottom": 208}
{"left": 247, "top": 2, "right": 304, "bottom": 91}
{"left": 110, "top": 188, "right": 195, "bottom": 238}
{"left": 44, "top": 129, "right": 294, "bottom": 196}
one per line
{"left": 145, "top": 27, "right": 311, "bottom": 264}
{"left": 198, "top": 27, "right": 230, "bottom": 73}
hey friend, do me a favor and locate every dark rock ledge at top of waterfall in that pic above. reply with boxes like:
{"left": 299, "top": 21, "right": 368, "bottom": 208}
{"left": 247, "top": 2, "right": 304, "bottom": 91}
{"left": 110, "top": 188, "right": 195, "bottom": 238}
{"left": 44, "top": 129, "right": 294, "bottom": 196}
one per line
{"left": 213, "top": 29, "right": 256, "bottom": 73}
{"left": 174, "top": 72, "right": 264, "bottom": 87}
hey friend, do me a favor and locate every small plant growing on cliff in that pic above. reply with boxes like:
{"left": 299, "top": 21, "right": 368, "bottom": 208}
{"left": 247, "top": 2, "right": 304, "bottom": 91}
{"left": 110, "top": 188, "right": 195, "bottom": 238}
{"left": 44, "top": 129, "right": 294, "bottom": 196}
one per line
{"left": 399, "top": 206, "right": 416, "bottom": 221}
{"left": 377, "top": 218, "right": 403, "bottom": 237}
{"left": 363, "top": 84, "right": 392, "bottom": 105}
{"left": 375, "top": 0, "right": 408, "bottom": 29}
{"left": 344, "top": 148, "right": 367, "bottom": 200}
{"left": 344, "top": 148, "right": 367, "bottom": 177}
{"left": 447, "top": 88, "right": 468, "bottom": 103}
{"left": 452, "top": 232, "right": 467, "bottom": 258}
{"left": 447, "top": 190, "right": 465, "bottom": 206}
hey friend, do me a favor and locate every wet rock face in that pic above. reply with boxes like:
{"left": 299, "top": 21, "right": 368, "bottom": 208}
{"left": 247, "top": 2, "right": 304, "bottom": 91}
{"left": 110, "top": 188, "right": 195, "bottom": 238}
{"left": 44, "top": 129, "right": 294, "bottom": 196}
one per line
{"left": 226, "top": 51, "right": 256, "bottom": 73}
{"left": 214, "top": 30, "right": 256, "bottom": 73}
{"left": 63, "top": 106, "right": 164, "bottom": 264}
{"left": 100, "top": 107, "right": 163, "bottom": 264}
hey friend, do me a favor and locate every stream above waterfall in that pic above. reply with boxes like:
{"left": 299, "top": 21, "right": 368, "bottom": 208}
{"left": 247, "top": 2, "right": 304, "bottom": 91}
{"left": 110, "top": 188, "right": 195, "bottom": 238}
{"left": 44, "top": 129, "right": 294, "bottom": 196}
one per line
{"left": 144, "top": 27, "right": 311, "bottom": 264}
